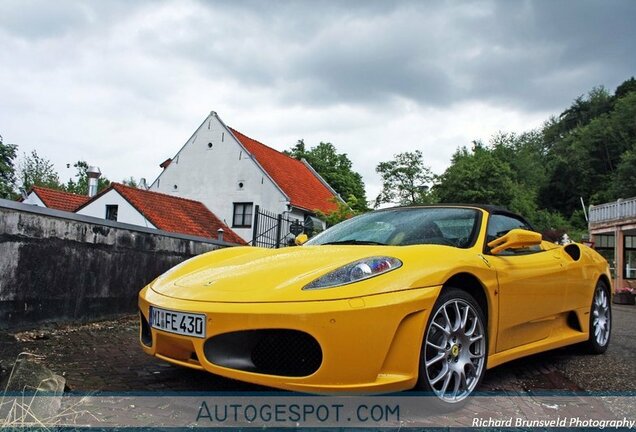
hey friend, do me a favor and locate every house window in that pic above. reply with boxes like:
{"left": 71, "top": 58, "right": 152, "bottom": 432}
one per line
{"left": 625, "top": 235, "right": 636, "bottom": 279}
{"left": 595, "top": 234, "right": 615, "bottom": 278}
{"left": 233, "top": 202, "right": 253, "bottom": 228}
{"left": 106, "top": 205, "right": 118, "bottom": 221}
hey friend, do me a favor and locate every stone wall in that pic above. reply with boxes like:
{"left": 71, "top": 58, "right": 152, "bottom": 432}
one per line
{"left": 0, "top": 199, "right": 235, "bottom": 329}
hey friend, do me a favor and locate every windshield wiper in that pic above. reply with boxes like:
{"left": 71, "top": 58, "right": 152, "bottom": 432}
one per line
{"left": 322, "top": 240, "right": 388, "bottom": 246}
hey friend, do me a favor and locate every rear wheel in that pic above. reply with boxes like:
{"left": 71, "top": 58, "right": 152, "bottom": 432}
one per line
{"left": 416, "top": 288, "right": 487, "bottom": 407}
{"left": 583, "top": 281, "right": 611, "bottom": 354}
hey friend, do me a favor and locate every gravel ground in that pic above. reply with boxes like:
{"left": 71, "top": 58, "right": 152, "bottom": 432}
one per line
{"left": 550, "top": 304, "right": 635, "bottom": 392}
{"left": 1, "top": 304, "right": 634, "bottom": 395}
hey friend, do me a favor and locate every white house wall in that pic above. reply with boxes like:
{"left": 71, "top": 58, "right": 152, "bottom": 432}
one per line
{"left": 149, "top": 113, "right": 289, "bottom": 241}
{"left": 76, "top": 189, "right": 157, "bottom": 229}
{"left": 22, "top": 192, "right": 46, "bottom": 207}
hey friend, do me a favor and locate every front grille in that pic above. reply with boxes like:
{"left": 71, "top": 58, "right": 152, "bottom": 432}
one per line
{"left": 204, "top": 329, "right": 322, "bottom": 377}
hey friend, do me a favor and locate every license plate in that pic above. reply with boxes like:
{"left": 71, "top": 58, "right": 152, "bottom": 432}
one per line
{"left": 149, "top": 307, "right": 206, "bottom": 338}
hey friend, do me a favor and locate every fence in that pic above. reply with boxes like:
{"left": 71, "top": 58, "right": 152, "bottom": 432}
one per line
{"left": 589, "top": 197, "right": 636, "bottom": 224}
{"left": 250, "top": 205, "right": 301, "bottom": 248}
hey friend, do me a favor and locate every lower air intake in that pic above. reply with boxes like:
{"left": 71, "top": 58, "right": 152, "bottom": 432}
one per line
{"left": 139, "top": 311, "right": 152, "bottom": 347}
{"left": 204, "top": 329, "right": 322, "bottom": 377}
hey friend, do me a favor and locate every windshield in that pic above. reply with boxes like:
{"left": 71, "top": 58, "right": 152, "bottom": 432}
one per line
{"left": 306, "top": 207, "right": 481, "bottom": 248}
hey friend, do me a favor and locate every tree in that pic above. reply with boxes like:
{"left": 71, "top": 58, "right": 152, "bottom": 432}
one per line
{"left": 18, "top": 150, "right": 64, "bottom": 192}
{"left": 490, "top": 131, "right": 548, "bottom": 193}
{"left": 615, "top": 76, "right": 636, "bottom": 99}
{"left": 431, "top": 76, "right": 636, "bottom": 235}
{"left": 556, "top": 87, "right": 613, "bottom": 136}
{"left": 286, "top": 140, "right": 369, "bottom": 212}
{"left": 374, "top": 150, "right": 434, "bottom": 207}
{"left": 0, "top": 134, "right": 18, "bottom": 199}
{"left": 122, "top": 177, "right": 139, "bottom": 188}
{"left": 65, "top": 161, "right": 110, "bottom": 195}
{"left": 609, "top": 146, "right": 636, "bottom": 200}
{"left": 315, "top": 195, "right": 361, "bottom": 226}
{"left": 434, "top": 145, "right": 522, "bottom": 208}
{"left": 539, "top": 89, "right": 636, "bottom": 218}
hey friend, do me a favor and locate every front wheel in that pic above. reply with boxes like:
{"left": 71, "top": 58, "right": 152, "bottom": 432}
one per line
{"left": 416, "top": 288, "right": 487, "bottom": 406}
{"left": 583, "top": 281, "right": 611, "bottom": 354}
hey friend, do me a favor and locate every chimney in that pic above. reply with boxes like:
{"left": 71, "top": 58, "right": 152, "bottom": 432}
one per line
{"left": 87, "top": 166, "right": 101, "bottom": 197}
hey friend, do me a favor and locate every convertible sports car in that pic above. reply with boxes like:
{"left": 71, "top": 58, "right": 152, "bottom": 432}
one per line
{"left": 138, "top": 205, "right": 612, "bottom": 404}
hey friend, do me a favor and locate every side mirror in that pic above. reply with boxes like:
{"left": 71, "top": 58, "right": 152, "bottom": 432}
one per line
{"left": 295, "top": 233, "right": 308, "bottom": 246}
{"left": 487, "top": 229, "right": 542, "bottom": 254}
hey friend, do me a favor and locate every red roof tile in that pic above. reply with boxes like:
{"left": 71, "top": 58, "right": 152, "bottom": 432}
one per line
{"left": 30, "top": 186, "right": 91, "bottom": 212}
{"left": 84, "top": 183, "right": 245, "bottom": 244}
{"left": 229, "top": 128, "right": 339, "bottom": 214}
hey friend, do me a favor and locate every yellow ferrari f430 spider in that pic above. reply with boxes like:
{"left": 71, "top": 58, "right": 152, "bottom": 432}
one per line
{"left": 139, "top": 205, "right": 611, "bottom": 405}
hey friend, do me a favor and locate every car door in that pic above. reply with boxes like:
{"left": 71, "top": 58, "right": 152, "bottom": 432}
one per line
{"left": 485, "top": 213, "right": 566, "bottom": 353}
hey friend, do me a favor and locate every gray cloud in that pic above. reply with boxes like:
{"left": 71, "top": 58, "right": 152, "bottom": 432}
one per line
{"left": 0, "top": 0, "right": 89, "bottom": 39}
{"left": 125, "top": 0, "right": 633, "bottom": 112}
{"left": 1, "top": 0, "right": 634, "bottom": 200}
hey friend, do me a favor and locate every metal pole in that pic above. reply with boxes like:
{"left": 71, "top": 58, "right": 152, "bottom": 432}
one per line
{"left": 580, "top": 197, "right": 589, "bottom": 223}
{"left": 251, "top": 205, "right": 260, "bottom": 246}
{"left": 275, "top": 213, "right": 283, "bottom": 249}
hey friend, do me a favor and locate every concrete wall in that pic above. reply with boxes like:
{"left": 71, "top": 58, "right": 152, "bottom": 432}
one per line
{"left": 0, "top": 199, "right": 235, "bottom": 330}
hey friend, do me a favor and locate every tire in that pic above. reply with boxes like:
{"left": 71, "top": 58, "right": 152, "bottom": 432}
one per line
{"left": 415, "top": 287, "right": 488, "bottom": 409}
{"left": 583, "top": 280, "right": 611, "bottom": 354}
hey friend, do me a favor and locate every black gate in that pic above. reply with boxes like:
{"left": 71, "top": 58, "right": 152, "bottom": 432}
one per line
{"left": 251, "top": 205, "right": 301, "bottom": 248}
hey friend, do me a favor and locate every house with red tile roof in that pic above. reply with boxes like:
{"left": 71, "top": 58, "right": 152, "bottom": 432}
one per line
{"left": 21, "top": 186, "right": 91, "bottom": 212}
{"left": 75, "top": 182, "right": 245, "bottom": 244}
{"left": 148, "top": 111, "right": 341, "bottom": 243}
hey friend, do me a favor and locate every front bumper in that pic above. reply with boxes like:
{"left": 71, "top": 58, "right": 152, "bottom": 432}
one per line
{"left": 138, "top": 285, "right": 441, "bottom": 393}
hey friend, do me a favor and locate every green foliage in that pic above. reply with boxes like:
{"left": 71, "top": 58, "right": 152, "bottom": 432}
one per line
{"left": 16, "top": 153, "right": 113, "bottom": 198}
{"left": 531, "top": 209, "right": 570, "bottom": 233}
{"left": 0, "top": 134, "right": 18, "bottom": 199}
{"left": 315, "top": 195, "right": 360, "bottom": 227}
{"left": 286, "top": 140, "right": 368, "bottom": 212}
{"left": 433, "top": 134, "right": 572, "bottom": 234}
{"left": 544, "top": 87, "right": 614, "bottom": 141}
{"left": 122, "top": 176, "right": 139, "bottom": 188}
{"left": 611, "top": 148, "right": 636, "bottom": 198}
{"left": 615, "top": 77, "right": 636, "bottom": 99}
{"left": 434, "top": 144, "right": 508, "bottom": 204}
{"left": 65, "top": 161, "right": 110, "bottom": 195}
{"left": 18, "top": 150, "right": 64, "bottom": 192}
{"left": 490, "top": 131, "right": 548, "bottom": 193}
{"left": 431, "top": 76, "right": 636, "bottom": 238}
{"left": 374, "top": 150, "right": 434, "bottom": 207}
{"left": 539, "top": 87, "right": 636, "bottom": 215}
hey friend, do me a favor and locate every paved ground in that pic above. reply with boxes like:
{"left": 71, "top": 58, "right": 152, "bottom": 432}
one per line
{"left": 1, "top": 305, "right": 634, "bottom": 394}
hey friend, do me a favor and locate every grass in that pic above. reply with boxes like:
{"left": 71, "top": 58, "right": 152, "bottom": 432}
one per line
{"left": 0, "top": 352, "right": 99, "bottom": 430}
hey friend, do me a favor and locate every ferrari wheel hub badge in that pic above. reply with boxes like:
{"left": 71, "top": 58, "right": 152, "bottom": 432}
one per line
{"left": 450, "top": 344, "right": 460, "bottom": 357}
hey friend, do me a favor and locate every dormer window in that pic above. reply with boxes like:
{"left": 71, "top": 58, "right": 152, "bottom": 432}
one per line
{"left": 106, "top": 205, "right": 118, "bottom": 221}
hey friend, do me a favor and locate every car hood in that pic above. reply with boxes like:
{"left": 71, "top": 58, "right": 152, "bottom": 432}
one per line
{"left": 149, "top": 244, "right": 469, "bottom": 303}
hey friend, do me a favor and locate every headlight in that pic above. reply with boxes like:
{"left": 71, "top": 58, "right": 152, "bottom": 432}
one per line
{"left": 303, "top": 256, "right": 402, "bottom": 290}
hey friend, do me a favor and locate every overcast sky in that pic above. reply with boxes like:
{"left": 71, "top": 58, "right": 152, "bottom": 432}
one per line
{"left": 1, "top": 0, "right": 634, "bottom": 203}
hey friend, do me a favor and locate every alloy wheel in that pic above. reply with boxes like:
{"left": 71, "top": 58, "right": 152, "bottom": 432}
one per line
{"left": 424, "top": 299, "right": 486, "bottom": 403}
{"left": 592, "top": 287, "right": 610, "bottom": 347}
